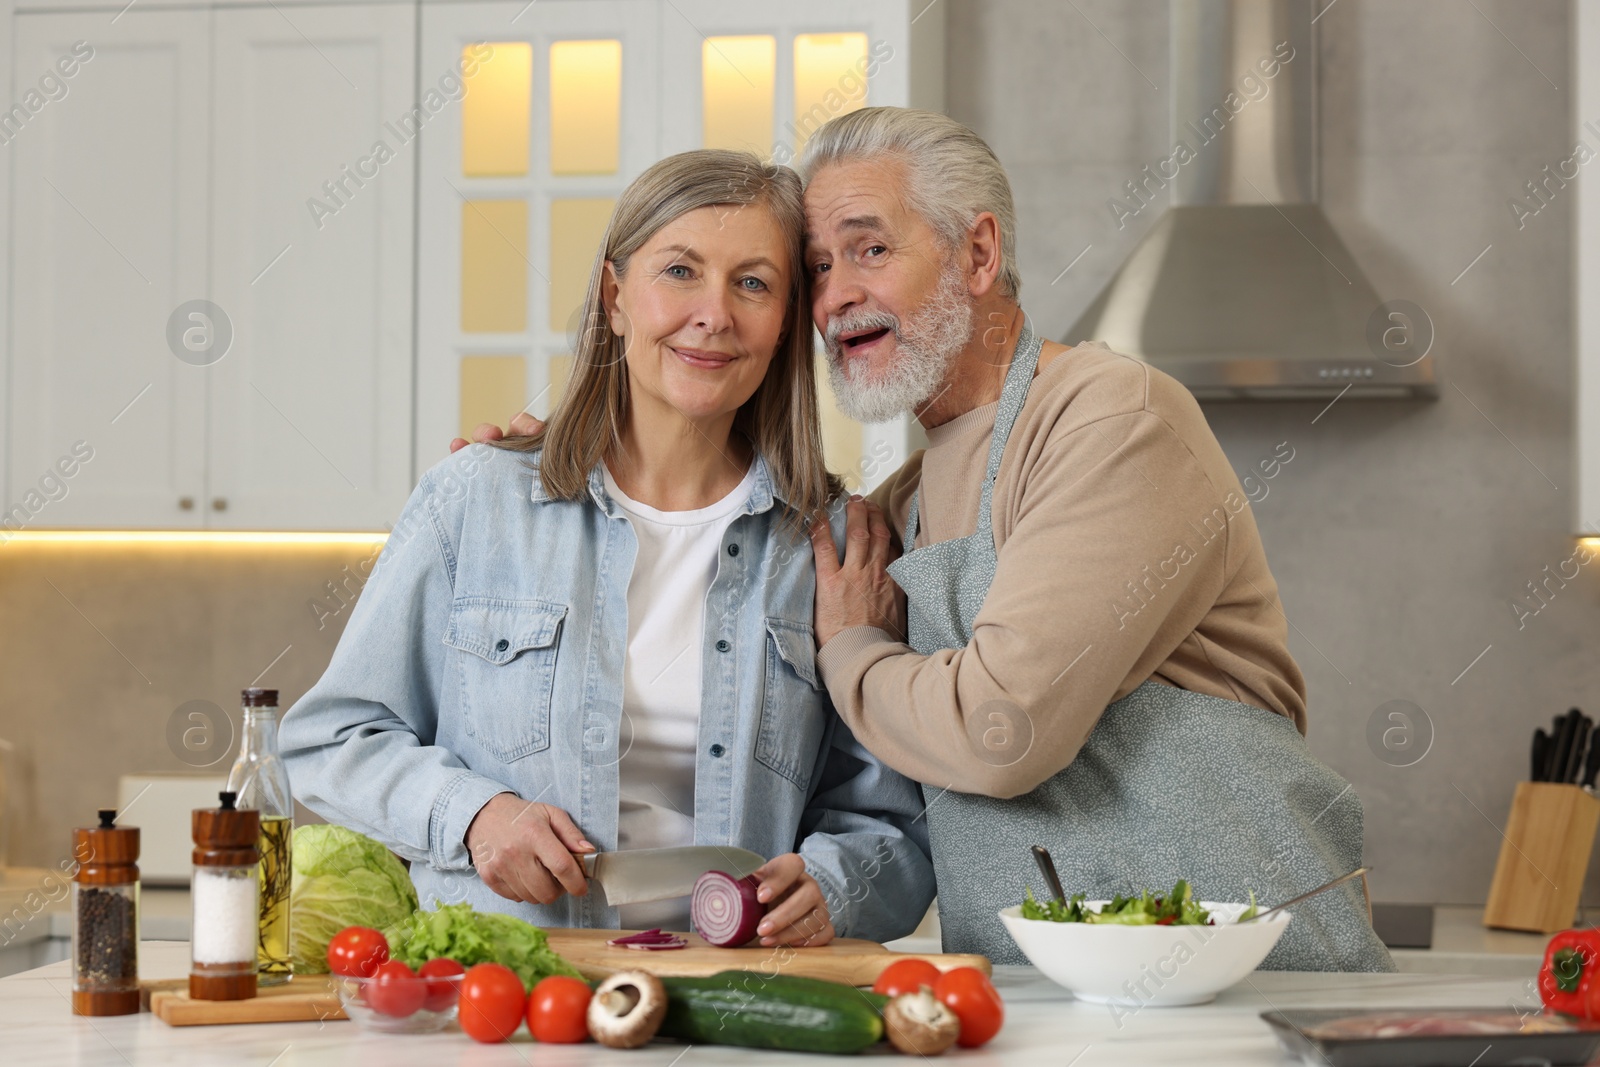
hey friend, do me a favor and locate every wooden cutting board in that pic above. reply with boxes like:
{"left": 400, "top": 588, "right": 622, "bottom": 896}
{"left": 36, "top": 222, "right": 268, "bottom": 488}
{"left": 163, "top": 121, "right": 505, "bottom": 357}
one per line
{"left": 142, "top": 933, "right": 990, "bottom": 1025}
{"left": 544, "top": 928, "right": 991, "bottom": 985}
{"left": 143, "top": 976, "right": 346, "bottom": 1027}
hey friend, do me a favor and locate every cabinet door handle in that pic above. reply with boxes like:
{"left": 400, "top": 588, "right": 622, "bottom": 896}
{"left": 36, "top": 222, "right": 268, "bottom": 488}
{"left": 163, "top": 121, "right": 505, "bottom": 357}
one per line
{"left": 211, "top": 498, "right": 228, "bottom": 512}
{"left": 179, "top": 496, "right": 195, "bottom": 511}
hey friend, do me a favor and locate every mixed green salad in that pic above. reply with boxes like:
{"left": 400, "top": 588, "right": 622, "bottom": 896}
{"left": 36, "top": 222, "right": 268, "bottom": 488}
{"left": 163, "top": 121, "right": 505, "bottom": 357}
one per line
{"left": 388, "top": 902, "right": 582, "bottom": 989}
{"left": 1020, "top": 879, "right": 1259, "bottom": 926}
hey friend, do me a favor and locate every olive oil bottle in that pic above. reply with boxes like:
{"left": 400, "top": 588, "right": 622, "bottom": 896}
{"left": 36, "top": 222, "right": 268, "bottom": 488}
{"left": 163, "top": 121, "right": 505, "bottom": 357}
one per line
{"left": 226, "top": 688, "right": 293, "bottom": 985}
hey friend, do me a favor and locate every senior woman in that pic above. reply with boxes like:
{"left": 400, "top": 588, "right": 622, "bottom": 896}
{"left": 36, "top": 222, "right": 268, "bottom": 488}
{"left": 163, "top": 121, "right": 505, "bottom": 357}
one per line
{"left": 279, "top": 150, "right": 934, "bottom": 947}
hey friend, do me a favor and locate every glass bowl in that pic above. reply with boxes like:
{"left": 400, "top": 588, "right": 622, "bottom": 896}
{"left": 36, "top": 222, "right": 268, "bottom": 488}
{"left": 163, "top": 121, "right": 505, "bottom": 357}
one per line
{"left": 334, "top": 970, "right": 464, "bottom": 1033}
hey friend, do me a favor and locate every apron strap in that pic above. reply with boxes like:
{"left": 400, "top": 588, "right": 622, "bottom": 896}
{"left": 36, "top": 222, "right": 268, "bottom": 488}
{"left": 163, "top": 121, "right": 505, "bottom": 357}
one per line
{"left": 975, "top": 321, "right": 1042, "bottom": 540}
{"left": 903, "top": 319, "right": 1044, "bottom": 549}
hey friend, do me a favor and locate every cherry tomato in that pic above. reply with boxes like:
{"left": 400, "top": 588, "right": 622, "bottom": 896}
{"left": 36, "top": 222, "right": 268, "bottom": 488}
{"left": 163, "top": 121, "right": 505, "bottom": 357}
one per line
{"left": 418, "top": 957, "right": 465, "bottom": 1013}
{"left": 459, "top": 962, "right": 527, "bottom": 1043}
{"left": 327, "top": 926, "right": 390, "bottom": 978}
{"left": 366, "top": 960, "right": 426, "bottom": 1018}
{"left": 526, "top": 974, "right": 592, "bottom": 1043}
{"left": 934, "top": 966, "right": 1004, "bottom": 1048}
{"left": 873, "top": 959, "right": 943, "bottom": 998}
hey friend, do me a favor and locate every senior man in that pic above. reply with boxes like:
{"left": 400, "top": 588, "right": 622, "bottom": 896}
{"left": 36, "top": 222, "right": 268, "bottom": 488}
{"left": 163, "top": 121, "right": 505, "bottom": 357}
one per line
{"left": 459, "top": 108, "right": 1390, "bottom": 972}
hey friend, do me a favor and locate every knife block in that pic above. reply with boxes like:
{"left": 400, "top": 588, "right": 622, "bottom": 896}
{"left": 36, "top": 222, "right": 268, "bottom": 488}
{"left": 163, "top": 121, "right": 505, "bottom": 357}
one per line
{"left": 1483, "top": 782, "right": 1600, "bottom": 933}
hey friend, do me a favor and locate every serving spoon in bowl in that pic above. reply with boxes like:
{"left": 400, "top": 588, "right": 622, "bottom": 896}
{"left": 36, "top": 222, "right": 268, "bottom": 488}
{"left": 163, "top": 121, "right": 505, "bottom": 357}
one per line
{"left": 1238, "top": 866, "right": 1372, "bottom": 924}
{"left": 1030, "top": 845, "right": 1068, "bottom": 906}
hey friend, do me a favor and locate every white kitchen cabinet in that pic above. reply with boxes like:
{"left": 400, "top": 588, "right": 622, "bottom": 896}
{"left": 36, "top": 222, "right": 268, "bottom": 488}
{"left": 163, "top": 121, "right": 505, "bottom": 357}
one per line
{"left": 414, "top": 0, "right": 943, "bottom": 492}
{"left": 657, "top": 0, "right": 943, "bottom": 492}
{"left": 208, "top": 4, "right": 416, "bottom": 529}
{"left": 7, "top": 0, "right": 947, "bottom": 530}
{"left": 414, "top": 0, "right": 661, "bottom": 479}
{"left": 8, "top": 10, "right": 211, "bottom": 528}
{"left": 7, "top": 4, "right": 415, "bottom": 530}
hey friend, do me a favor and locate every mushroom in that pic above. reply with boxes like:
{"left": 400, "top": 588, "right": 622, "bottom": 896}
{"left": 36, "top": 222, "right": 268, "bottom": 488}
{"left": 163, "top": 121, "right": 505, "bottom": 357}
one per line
{"left": 883, "top": 987, "right": 960, "bottom": 1056}
{"left": 586, "top": 970, "right": 667, "bottom": 1049}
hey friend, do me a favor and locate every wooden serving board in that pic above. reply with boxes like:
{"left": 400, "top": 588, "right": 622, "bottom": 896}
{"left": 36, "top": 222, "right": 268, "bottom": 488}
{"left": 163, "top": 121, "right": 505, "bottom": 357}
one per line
{"left": 143, "top": 976, "right": 346, "bottom": 1027}
{"left": 142, "top": 933, "right": 989, "bottom": 1025}
{"left": 544, "top": 928, "right": 991, "bottom": 985}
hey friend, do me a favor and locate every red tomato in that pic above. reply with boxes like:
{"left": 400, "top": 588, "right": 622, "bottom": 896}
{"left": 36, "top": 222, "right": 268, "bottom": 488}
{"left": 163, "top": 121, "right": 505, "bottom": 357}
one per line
{"left": 366, "top": 960, "right": 426, "bottom": 1018}
{"left": 459, "top": 962, "right": 527, "bottom": 1043}
{"left": 526, "top": 975, "right": 592, "bottom": 1043}
{"left": 327, "top": 926, "right": 390, "bottom": 978}
{"left": 418, "top": 957, "right": 465, "bottom": 1013}
{"left": 873, "top": 959, "right": 943, "bottom": 999}
{"left": 934, "top": 966, "right": 1004, "bottom": 1048}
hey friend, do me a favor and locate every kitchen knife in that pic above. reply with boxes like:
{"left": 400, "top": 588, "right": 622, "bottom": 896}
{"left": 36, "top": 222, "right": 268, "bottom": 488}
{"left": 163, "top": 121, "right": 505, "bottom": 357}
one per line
{"left": 1533, "top": 728, "right": 1550, "bottom": 781}
{"left": 1567, "top": 715, "right": 1593, "bottom": 784}
{"left": 1583, "top": 727, "right": 1600, "bottom": 789}
{"left": 1548, "top": 711, "right": 1578, "bottom": 785}
{"left": 580, "top": 846, "right": 766, "bottom": 906}
{"left": 1536, "top": 713, "right": 1561, "bottom": 780}
{"left": 1561, "top": 710, "right": 1587, "bottom": 783}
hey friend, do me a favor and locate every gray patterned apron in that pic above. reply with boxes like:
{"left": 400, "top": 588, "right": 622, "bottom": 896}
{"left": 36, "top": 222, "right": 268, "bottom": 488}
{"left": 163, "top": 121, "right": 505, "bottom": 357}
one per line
{"left": 885, "top": 321, "right": 1393, "bottom": 972}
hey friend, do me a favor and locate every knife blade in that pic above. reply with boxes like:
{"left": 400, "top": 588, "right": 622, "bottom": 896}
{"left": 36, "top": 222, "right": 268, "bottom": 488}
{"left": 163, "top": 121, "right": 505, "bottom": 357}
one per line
{"left": 1568, "top": 716, "right": 1593, "bottom": 784}
{"left": 1550, "top": 715, "right": 1569, "bottom": 780}
{"left": 1583, "top": 726, "right": 1600, "bottom": 789}
{"left": 580, "top": 846, "right": 767, "bottom": 906}
{"left": 1549, "top": 711, "right": 1579, "bottom": 785}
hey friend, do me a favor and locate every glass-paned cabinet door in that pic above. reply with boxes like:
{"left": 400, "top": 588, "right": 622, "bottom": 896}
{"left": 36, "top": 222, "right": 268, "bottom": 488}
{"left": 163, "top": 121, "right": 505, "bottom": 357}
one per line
{"left": 660, "top": 1, "right": 927, "bottom": 493}
{"left": 416, "top": 0, "right": 660, "bottom": 477}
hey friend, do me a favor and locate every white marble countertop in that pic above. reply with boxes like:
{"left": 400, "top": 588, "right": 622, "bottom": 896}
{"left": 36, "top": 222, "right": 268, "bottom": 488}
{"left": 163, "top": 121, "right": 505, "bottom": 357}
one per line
{"left": 0, "top": 941, "right": 1548, "bottom": 1066}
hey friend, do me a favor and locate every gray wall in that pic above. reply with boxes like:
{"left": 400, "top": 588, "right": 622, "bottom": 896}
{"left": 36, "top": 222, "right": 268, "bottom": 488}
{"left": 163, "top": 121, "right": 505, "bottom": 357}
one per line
{"left": 946, "top": 0, "right": 1597, "bottom": 904}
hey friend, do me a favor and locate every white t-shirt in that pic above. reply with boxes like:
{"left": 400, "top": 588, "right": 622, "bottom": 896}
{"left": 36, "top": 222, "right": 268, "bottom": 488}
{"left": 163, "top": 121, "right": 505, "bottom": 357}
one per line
{"left": 603, "top": 459, "right": 756, "bottom": 931}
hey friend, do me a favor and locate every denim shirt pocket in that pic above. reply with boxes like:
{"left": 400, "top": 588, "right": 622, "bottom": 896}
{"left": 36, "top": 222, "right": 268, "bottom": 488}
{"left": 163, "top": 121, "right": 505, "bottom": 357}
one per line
{"left": 443, "top": 596, "right": 567, "bottom": 763}
{"left": 755, "top": 617, "right": 827, "bottom": 792}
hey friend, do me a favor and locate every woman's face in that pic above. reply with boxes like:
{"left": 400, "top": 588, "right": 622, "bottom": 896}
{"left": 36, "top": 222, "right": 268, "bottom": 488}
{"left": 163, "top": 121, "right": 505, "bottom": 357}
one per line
{"left": 603, "top": 203, "right": 792, "bottom": 427}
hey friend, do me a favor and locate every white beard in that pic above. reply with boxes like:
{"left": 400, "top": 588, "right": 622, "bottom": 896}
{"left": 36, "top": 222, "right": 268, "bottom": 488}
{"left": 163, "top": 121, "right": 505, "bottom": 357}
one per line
{"left": 823, "top": 259, "right": 974, "bottom": 424}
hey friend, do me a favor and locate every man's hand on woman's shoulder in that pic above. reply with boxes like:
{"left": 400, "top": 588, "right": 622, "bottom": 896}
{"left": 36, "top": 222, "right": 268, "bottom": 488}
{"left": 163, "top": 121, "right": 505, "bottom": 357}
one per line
{"left": 448, "top": 411, "right": 545, "bottom": 454}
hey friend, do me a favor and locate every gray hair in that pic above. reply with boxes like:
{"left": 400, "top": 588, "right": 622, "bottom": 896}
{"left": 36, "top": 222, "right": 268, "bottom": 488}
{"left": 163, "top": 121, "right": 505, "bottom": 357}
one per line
{"left": 492, "top": 149, "right": 843, "bottom": 526}
{"left": 797, "top": 107, "right": 1021, "bottom": 299}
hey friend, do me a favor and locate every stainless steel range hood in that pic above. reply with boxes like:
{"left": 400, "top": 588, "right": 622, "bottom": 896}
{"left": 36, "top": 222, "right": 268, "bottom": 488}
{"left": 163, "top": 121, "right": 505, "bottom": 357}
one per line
{"left": 1064, "top": 0, "right": 1438, "bottom": 400}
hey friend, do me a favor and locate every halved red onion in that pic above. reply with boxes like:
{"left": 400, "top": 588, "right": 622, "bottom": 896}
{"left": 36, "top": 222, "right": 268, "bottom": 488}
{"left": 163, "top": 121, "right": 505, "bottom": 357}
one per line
{"left": 692, "top": 871, "right": 764, "bottom": 948}
{"left": 608, "top": 928, "right": 687, "bottom": 949}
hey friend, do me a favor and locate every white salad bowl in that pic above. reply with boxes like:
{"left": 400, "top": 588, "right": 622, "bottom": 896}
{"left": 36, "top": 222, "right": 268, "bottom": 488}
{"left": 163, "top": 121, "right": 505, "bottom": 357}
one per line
{"left": 998, "top": 901, "right": 1291, "bottom": 1008}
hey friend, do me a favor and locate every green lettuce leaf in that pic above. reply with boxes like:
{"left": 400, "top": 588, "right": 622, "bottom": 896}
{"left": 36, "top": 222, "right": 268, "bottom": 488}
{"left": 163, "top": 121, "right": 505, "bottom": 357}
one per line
{"left": 388, "top": 903, "right": 581, "bottom": 991}
{"left": 289, "top": 824, "right": 419, "bottom": 974}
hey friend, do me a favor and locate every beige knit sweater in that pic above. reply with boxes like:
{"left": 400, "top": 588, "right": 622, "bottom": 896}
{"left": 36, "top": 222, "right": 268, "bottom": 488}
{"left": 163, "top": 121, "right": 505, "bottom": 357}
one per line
{"left": 815, "top": 340, "right": 1309, "bottom": 799}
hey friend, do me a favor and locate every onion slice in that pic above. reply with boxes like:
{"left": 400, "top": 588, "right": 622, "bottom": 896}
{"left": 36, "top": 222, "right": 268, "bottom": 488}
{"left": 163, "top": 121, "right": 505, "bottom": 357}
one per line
{"left": 692, "top": 871, "right": 764, "bottom": 948}
{"left": 608, "top": 928, "right": 688, "bottom": 949}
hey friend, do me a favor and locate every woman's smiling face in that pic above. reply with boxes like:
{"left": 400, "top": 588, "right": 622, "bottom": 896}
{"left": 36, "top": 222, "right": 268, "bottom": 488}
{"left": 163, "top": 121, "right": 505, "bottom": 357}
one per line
{"left": 603, "top": 203, "right": 792, "bottom": 425}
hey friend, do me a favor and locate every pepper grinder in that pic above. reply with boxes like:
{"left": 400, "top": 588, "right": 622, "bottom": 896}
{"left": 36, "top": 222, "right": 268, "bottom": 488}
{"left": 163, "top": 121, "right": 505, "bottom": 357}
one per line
{"left": 190, "top": 791, "right": 259, "bottom": 1001}
{"left": 71, "top": 808, "right": 140, "bottom": 1016}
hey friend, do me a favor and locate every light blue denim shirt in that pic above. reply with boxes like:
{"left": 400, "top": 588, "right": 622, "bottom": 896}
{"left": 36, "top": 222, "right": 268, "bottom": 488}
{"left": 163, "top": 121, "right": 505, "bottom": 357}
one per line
{"left": 279, "top": 442, "right": 935, "bottom": 941}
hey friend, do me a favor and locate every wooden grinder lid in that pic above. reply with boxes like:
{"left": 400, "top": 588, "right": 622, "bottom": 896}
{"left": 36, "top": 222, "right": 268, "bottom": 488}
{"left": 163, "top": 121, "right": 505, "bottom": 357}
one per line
{"left": 72, "top": 809, "right": 139, "bottom": 885}
{"left": 192, "top": 792, "right": 259, "bottom": 867}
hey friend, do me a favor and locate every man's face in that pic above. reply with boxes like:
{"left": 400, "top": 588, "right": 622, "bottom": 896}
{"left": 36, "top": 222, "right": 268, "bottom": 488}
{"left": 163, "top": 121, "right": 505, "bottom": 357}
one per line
{"left": 804, "top": 157, "right": 975, "bottom": 422}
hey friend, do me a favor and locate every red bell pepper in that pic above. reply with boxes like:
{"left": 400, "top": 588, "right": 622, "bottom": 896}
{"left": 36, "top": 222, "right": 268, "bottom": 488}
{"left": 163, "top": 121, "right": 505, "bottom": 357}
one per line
{"left": 1539, "top": 929, "right": 1600, "bottom": 1017}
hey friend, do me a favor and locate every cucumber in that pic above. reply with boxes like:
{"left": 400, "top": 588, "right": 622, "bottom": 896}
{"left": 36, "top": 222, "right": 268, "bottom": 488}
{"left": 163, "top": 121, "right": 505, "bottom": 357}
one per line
{"left": 658, "top": 970, "right": 886, "bottom": 1054}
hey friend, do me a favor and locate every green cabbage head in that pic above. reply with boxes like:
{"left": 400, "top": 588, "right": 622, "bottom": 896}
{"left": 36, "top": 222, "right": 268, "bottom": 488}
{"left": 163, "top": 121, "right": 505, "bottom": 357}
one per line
{"left": 289, "top": 824, "right": 418, "bottom": 974}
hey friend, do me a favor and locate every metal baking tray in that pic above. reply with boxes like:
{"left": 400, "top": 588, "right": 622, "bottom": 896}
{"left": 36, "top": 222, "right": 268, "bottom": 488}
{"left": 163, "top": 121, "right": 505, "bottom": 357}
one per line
{"left": 1261, "top": 1007, "right": 1600, "bottom": 1066}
